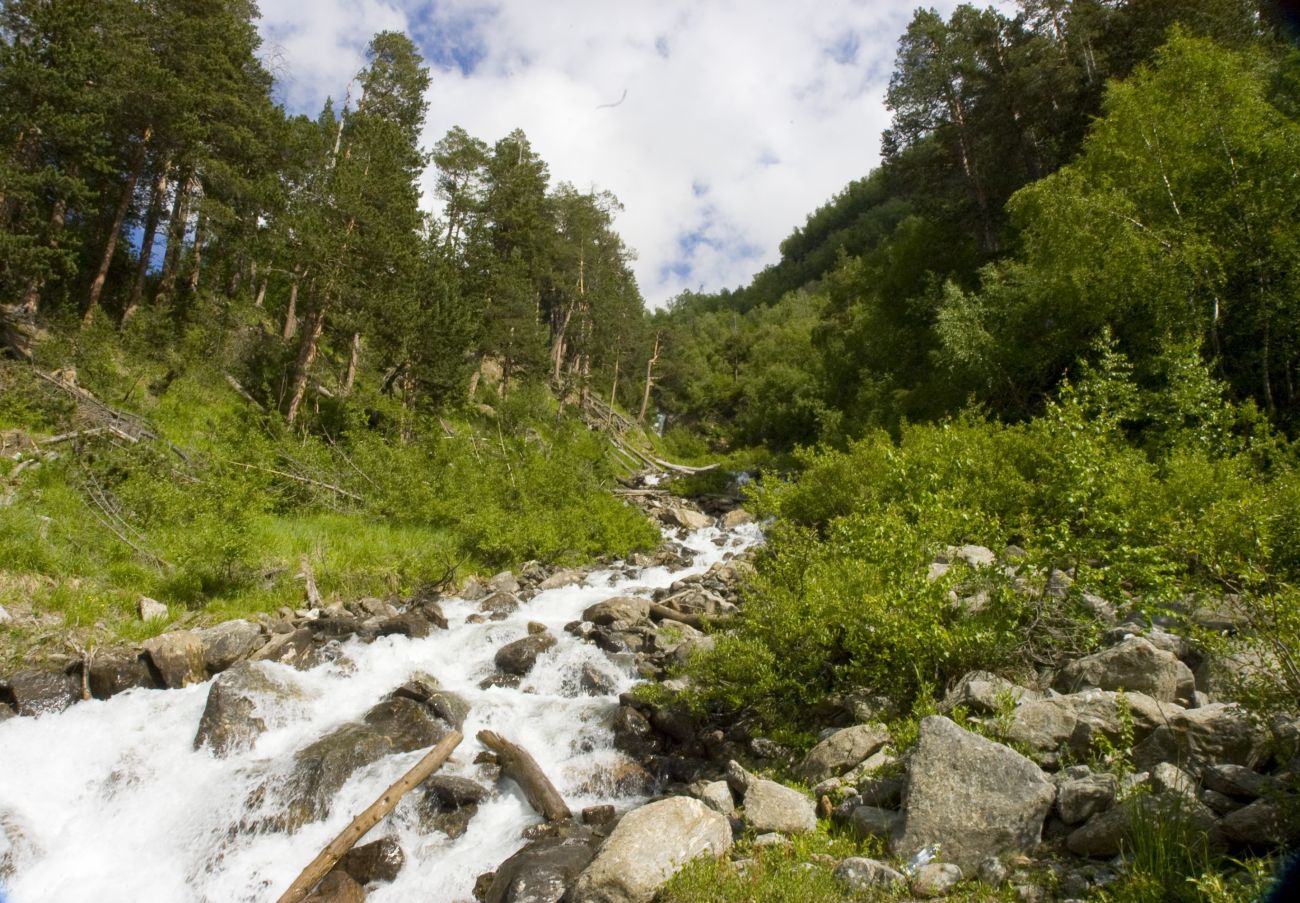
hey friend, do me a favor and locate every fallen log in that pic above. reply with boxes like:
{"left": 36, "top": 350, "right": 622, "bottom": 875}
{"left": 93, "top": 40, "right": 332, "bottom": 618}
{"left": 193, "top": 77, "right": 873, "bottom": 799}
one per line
{"left": 477, "top": 729, "right": 571, "bottom": 822}
{"left": 275, "top": 730, "right": 463, "bottom": 903}
{"left": 646, "top": 602, "right": 729, "bottom": 631}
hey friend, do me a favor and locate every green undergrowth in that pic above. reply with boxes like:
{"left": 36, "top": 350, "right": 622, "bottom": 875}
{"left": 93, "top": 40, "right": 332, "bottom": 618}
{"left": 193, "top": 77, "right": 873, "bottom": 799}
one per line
{"left": 0, "top": 345, "right": 658, "bottom": 667}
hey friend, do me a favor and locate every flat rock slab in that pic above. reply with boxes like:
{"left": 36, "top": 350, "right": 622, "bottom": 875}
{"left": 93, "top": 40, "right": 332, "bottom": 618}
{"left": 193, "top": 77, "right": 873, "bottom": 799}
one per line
{"left": 893, "top": 715, "right": 1054, "bottom": 873}
{"left": 572, "top": 797, "right": 731, "bottom": 903}
{"left": 742, "top": 778, "right": 817, "bottom": 834}
{"left": 1055, "top": 637, "right": 1195, "bottom": 704}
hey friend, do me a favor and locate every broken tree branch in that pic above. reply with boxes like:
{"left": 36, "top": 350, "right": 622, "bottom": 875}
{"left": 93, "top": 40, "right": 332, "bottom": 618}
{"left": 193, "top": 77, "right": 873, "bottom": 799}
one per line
{"left": 227, "top": 461, "right": 363, "bottom": 502}
{"left": 477, "top": 729, "right": 572, "bottom": 822}
{"left": 276, "top": 730, "right": 462, "bottom": 903}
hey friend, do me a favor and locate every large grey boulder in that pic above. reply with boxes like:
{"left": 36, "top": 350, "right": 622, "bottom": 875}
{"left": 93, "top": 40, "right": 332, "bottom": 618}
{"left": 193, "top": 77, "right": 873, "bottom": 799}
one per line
{"left": 793, "top": 723, "right": 890, "bottom": 784}
{"left": 194, "top": 660, "right": 302, "bottom": 756}
{"left": 1055, "top": 771, "right": 1118, "bottom": 825}
{"left": 583, "top": 597, "right": 651, "bottom": 626}
{"left": 1055, "top": 637, "right": 1195, "bottom": 704}
{"left": 1132, "top": 703, "right": 1268, "bottom": 774}
{"left": 1006, "top": 690, "right": 1175, "bottom": 766}
{"left": 571, "top": 797, "right": 731, "bottom": 903}
{"left": 942, "top": 671, "right": 1040, "bottom": 715}
{"left": 664, "top": 505, "right": 713, "bottom": 531}
{"left": 742, "top": 778, "right": 817, "bottom": 834}
{"left": 847, "top": 805, "right": 901, "bottom": 842}
{"left": 196, "top": 619, "right": 264, "bottom": 673}
{"left": 142, "top": 630, "right": 206, "bottom": 688}
{"left": 1066, "top": 794, "right": 1222, "bottom": 858}
{"left": 893, "top": 716, "right": 1055, "bottom": 873}
{"left": 1220, "top": 799, "right": 1299, "bottom": 848}
{"left": 2, "top": 669, "right": 78, "bottom": 716}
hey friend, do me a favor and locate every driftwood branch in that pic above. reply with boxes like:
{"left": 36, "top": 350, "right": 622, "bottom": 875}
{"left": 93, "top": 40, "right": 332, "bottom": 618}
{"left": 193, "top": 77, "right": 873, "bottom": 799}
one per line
{"left": 477, "top": 730, "right": 572, "bottom": 822}
{"left": 276, "top": 730, "right": 463, "bottom": 903}
{"left": 300, "top": 556, "right": 323, "bottom": 608}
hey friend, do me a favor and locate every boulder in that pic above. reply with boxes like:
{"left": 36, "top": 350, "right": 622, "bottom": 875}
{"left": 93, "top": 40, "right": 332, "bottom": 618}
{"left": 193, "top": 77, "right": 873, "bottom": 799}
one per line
{"left": 912, "top": 862, "right": 963, "bottom": 898}
{"left": 537, "top": 569, "right": 585, "bottom": 591}
{"left": 1203, "top": 764, "right": 1268, "bottom": 801}
{"left": 571, "top": 797, "right": 732, "bottom": 903}
{"left": 478, "top": 592, "right": 520, "bottom": 620}
{"left": 2, "top": 669, "right": 78, "bottom": 716}
{"left": 302, "top": 871, "right": 364, "bottom": 903}
{"left": 1006, "top": 690, "right": 1174, "bottom": 767}
{"left": 947, "top": 544, "right": 996, "bottom": 567}
{"left": 611, "top": 706, "right": 661, "bottom": 758}
{"left": 942, "top": 671, "right": 1040, "bottom": 715}
{"left": 742, "top": 778, "right": 817, "bottom": 834}
{"left": 1066, "top": 794, "right": 1221, "bottom": 858}
{"left": 847, "top": 805, "right": 901, "bottom": 842}
{"left": 137, "top": 596, "right": 168, "bottom": 622}
{"left": 583, "top": 597, "right": 651, "bottom": 626}
{"left": 1055, "top": 637, "right": 1196, "bottom": 704}
{"left": 720, "top": 509, "right": 754, "bottom": 529}
{"left": 87, "top": 649, "right": 156, "bottom": 699}
{"left": 337, "top": 836, "right": 404, "bottom": 884}
{"left": 194, "top": 661, "right": 301, "bottom": 756}
{"left": 1131, "top": 703, "right": 1268, "bottom": 773}
{"left": 1220, "top": 799, "right": 1298, "bottom": 848}
{"left": 1055, "top": 771, "right": 1118, "bottom": 825}
{"left": 142, "top": 630, "right": 206, "bottom": 688}
{"left": 424, "top": 690, "right": 471, "bottom": 730}
{"left": 196, "top": 620, "right": 264, "bottom": 673}
{"left": 793, "top": 723, "right": 890, "bottom": 784}
{"left": 833, "top": 857, "right": 905, "bottom": 892}
{"left": 250, "top": 627, "right": 316, "bottom": 669}
{"left": 664, "top": 505, "right": 713, "bottom": 531}
{"left": 893, "top": 716, "right": 1055, "bottom": 873}
{"left": 494, "top": 632, "right": 557, "bottom": 676}
{"left": 377, "top": 613, "right": 431, "bottom": 638}
{"left": 577, "top": 663, "right": 618, "bottom": 697}
{"left": 485, "top": 827, "right": 601, "bottom": 903}
{"left": 691, "top": 780, "right": 735, "bottom": 817}
{"left": 423, "top": 775, "right": 490, "bottom": 810}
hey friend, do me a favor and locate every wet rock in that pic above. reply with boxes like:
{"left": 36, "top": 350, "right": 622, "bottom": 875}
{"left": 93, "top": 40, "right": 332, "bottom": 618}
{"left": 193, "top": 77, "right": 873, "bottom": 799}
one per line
{"left": 303, "top": 871, "right": 365, "bottom": 903}
{"left": 662, "top": 505, "right": 714, "bottom": 532}
{"left": 142, "top": 630, "right": 206, "bottom": 688}
{"left": 1055, "top": 771, "right": 1118, "bottom": 825}
{"left": 413, "top": 598, "right": 447, "bottom": 629}
{"left": 494, "top": 631, "right": 557, "bottom": 676}
{"left": 572, "top": 797, "right": 731, "bottom": 903}
{"left": 424, "top": 690, "right": 471, "bottom": 730}
{"left": 612, "top": 705, "right": 662, "bottom": 758}
{"left": 578, "top": 663, "right": 618, "bottom": 697}
{"left": 377, "top": 613, "right": 430, "bottom": 638}
{"left": 423, "top": 775, "right": 491, "bottom": 809}
{"left": 87, "top": 648, "right": 156, "bottom": 699}
{"left": 194, "top": 661, "right": 301, "bottom": 756}
{"left": 363, "top": 697, "right": 451, "bottom": 750}
{"left": 1132, "top": 703, "right": 1268, "bottom": 773}
{"left": 942, "top": 671, "right": 1041, "bottom": 714}
{"left": 912, "top": 862, "right": 963, "bottom": 898}
{"left": 893, "top": 716, "right": 1055, "bottom": 873}
{"left": 137, "top": 596, "right": 168, "bottom": 622}
{"left": 537, "top": 568, "right": 585, "bottom": 591}
{"left": 196, "top": 619, "right": 264, "bottom": 673}
{"left": 833, "top": 857, "right": 905, "bottom": 892}
{"left": 583, "top": 597, "right": 650, "bottom": 626}
{"left": 2, "top": 669, "right": 78, "bottom": 716}
{"left": 582, "top": 804, "right": 617, "bottom": 827}
{"left": 793, "top": 722, "right": 890, "bottom": 784}
{"left": 478, "top": 592, "right": 519, "bottom": 621}
{"left": 338, "top": 836, "right": 404, "bottom": 884}
{"left": 309, "top": 617, "right": 363, "bottom": 640}
{"left": 250, "top": 627, "right": 316, "bottom": 669}
{"left": 426, "top": 805, "right": 478, "bottom": 839}
{"left": 485, "top": 826, "right": 601, "bottom": 903}
{"left": 741, "top": 778, "right": 816, "bottom": 834}
{"left": 1055, "top": 637, "right": 1196, "bottom": 704}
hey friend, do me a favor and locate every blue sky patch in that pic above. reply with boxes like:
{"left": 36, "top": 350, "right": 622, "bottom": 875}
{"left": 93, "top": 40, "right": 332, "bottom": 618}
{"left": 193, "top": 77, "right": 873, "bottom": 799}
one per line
{"left": 406, "top": 3, "right": 493, "bottom": 76}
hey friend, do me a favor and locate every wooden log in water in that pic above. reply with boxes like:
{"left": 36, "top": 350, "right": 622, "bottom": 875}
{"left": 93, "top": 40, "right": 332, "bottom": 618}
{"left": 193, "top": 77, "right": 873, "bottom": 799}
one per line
{"left": 477, "top": 729, "right": 572, "bottom": 822}
{"left": 275, "top": 730, "right": 463, "bottom": 903}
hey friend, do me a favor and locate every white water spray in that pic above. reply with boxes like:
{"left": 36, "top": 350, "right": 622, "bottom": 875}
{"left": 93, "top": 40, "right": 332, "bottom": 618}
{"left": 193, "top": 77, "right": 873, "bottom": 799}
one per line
{"left": 0, "top": 523, "right": 760, "bottom": 903}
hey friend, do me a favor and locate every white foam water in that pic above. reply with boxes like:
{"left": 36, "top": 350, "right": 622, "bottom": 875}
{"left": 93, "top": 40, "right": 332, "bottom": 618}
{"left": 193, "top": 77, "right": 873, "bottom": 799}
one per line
{"left": 0, "top": 523, "right": 761, "bottom": 903}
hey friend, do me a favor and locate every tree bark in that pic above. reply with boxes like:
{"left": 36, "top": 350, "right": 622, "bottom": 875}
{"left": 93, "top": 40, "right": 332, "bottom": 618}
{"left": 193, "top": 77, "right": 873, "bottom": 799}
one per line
{"left": 283, "top": 268, "right": 302, "bottom": 339}
{"left": 638, "top": 332, "right": 660, "bottom": 423}
{"left": 19, "top": 195, "right": 69, "bottom": 316}
{"left": 286, "top": 301, "right": 327, "bottom": 425}
{"left": 154, "top": 167, "right": 193, "bottom": 310}
{"left": 276, "top": 731, "right": 462, "bottom": 903}
{"left": 186, "top": 208, "right": 206, "bottom": 293}
{"left": 343, "top": 331, "right": 360, "bottom": 394}
{"left": 477, "top": 730, "right": 571, "bottom": 822}
{"left": 85, "top": 127, "right": 152, "bottom": 324}
{"left": 123, "top": 159, "right": 171, "bottom": 323}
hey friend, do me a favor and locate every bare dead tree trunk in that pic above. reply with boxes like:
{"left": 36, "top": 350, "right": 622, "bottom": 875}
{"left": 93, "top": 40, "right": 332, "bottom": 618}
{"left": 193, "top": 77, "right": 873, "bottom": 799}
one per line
{"left": 123, "top": 160, "right": 171, "bottom": 323}
{"left": 286, "top": 302, "right": 327, "bottom": 425}
{"left": 607, "top": 356, "right": 619, "bottom": 427}
{"left": 253, "top": 262, "right": 268, "bottom": 309}
{"left": 477, "top": 730, "right": 571, "bottom": 822}
{"left": 343, "top": 331, "right": 360, "bottom": 394}
{"left": 639, "top": 332, "right": 661, "bottom": 423}
{"left": 283, "top": 267, "right": 302, "bottom": 339}
{"left": 85, "top": 127, "right": 152, "bottom": 324}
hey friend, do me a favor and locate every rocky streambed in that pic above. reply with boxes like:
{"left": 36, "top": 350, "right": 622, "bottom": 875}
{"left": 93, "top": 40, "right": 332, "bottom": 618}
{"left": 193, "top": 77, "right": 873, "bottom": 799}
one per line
{"left": 0, "top": 497, "right": 760, "bottom": 903}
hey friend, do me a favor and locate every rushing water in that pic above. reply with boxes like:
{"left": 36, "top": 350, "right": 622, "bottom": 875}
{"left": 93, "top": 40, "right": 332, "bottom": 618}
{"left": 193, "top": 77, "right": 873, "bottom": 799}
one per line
{"left": 0, "top": 522, "right": 761, "bottom": 903}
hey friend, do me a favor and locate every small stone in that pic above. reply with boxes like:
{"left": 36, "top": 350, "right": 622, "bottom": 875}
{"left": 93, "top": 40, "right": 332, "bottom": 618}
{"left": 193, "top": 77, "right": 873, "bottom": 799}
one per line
{"left": 912, "top": 862, "right": 963, "bottom": 898}
{"left": 582, "top": 804, "right": 616, "bottom": 827}
{"left": 692, "top": 780, "right": 736, "bottom": 817}
{"left": 833, "top": 857, "right": 905, "bottom": 892}
{"left": 977, "top": 856, "right": 1010, "bottom": 885}
{"left": 138, "top": 596, "right": 168, "bottom": 622}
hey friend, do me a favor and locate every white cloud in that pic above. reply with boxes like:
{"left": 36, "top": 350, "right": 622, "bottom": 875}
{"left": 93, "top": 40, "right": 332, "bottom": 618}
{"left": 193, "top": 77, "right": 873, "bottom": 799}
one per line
{"left": 254, "top": 0, "right": 968, "bottom": 307}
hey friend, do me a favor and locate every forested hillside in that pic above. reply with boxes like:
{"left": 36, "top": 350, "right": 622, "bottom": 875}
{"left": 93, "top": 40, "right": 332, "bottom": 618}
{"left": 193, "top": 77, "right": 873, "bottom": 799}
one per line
{"left": 653, "top": 0, "right": 1300, "bottom": 450}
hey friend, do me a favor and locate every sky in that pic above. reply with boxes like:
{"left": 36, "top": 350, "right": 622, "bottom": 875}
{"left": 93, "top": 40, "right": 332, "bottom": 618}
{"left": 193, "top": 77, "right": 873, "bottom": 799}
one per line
{"left": 254, "top": 0, "right": 968, "bottom": 308}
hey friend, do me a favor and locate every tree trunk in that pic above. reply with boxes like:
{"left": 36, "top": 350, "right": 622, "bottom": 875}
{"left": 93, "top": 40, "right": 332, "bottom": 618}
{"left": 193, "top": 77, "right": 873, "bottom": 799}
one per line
{"left": 639, "top": 332, "right": 661, "bottom": 423}
{"left": 467, "top": 365, "right": 482, "bottom": 402}
{"left": 85, "top": 127, "right": 152, "bottom": 324}
{"left": 154, "top": 167, "right": 193, "bottom": 310}
{"left": 123, "top": 160, "right": 171, "bottom": 323}
{"left": 477, "top": 730, "right": 571, "bottom": 822}
{"left": 253, "top": 263, "right": 268, "bottom": 309}
{"left": 186, "top": 208, "right": 206, "bottom": 293}
{"left": 283, "top": 268, "right": 302, "bottom": 339}
{"left": 19, "top": 195, "right": 69, "bottom": 316}
{"left": 286, "top": 302, "right": 327, "bottom": 425}
{"left": 607, "top": 356, "right": 619, "bottom": 426}
{"left": 343, "top": 332, "right": 360, "bottom": 394}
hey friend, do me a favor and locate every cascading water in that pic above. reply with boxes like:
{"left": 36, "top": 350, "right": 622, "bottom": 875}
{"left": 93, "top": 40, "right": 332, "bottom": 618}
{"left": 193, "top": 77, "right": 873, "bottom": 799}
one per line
{"left": 0, "top": 522, "right": 760, "bottom": 903}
